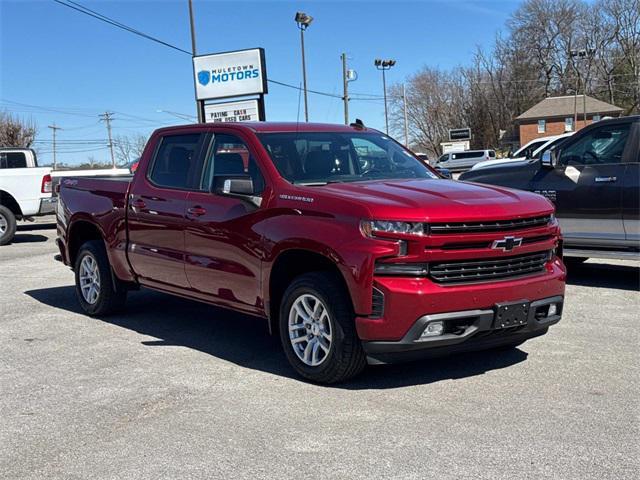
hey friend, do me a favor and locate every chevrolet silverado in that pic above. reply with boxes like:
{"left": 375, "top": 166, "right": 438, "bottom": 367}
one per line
{"left": 56, "top": 122, "right": 566, "bottom": 383}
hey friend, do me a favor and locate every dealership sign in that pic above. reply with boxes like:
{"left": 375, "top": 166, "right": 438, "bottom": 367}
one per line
{"left": 204, "top": 100, "right": 260, "bottom": 123}
{"left": 193, "top": 48, "right": 267, "bottom": 101}
{"left": 449, "top": 128, "right": 471, "bottom": 141}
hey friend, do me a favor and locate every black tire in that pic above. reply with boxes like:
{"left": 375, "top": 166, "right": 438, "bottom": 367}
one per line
{"left": 279, "top": 271, "right": 366, "bottom": 384}
{"left": 74, "top": 240, "right": 127, "bottom": 316}
{"left": 0, "top": 205, "right": 17, "bottom": 246}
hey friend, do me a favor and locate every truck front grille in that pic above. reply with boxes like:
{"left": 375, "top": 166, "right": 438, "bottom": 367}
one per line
{"left": 430, "top": 215, "right": 551, "bottom": 234}
{"left": 429, "top": 251, "right": 550, "bottom": 284}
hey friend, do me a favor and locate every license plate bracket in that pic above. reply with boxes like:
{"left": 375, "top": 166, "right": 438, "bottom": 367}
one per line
{"left": 494, "top": 300, "right": 530, "bottom": 329}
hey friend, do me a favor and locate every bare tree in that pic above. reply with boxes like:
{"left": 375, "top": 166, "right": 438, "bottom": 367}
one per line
{"left": 0, "top": 111, "right": 37, "bottom": 148}
{"left": 113, "top": 133, "right": 147, "bottom": 164}
{"left": 389, "top": 0, "right": 639, "bottom": 155}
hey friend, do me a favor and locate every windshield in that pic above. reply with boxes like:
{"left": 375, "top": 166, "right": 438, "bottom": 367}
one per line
{"left": 258, "top": 132, "right": 438, "bottom": 185}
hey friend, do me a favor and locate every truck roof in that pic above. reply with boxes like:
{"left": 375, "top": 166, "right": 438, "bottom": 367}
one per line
{"left": 153, "top": 122, "right": 380, "bottom": 135}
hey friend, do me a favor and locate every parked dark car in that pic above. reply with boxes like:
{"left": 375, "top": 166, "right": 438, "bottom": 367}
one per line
{"left": 460, "top": 116, "right": 639, "bottom": 262}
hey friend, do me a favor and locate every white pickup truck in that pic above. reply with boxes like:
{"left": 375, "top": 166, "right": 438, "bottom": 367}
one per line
{"left": 0, "top": 148, "right": 55, "bottom": 245}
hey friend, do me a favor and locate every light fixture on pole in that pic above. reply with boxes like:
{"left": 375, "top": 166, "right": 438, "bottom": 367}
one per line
{"left": 341, "top": 53, "right": 357, "bottom": 125}
{"left": 295, "top": 11, "right": 313, "bottom": 122}
{"left": 570, "top": 48, "right": 596, "bottom": 129}
{"left": 374, "top": 58, "right": 396, "bottom": 134}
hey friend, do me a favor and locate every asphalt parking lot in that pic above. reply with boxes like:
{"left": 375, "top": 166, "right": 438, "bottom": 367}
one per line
{"left": 1, "top": 220, "right": 638, "bottom": 480}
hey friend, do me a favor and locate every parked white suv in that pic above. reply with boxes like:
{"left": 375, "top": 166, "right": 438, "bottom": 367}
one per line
{"left": 436, "top": 149, "right": 496, "bottom": 172}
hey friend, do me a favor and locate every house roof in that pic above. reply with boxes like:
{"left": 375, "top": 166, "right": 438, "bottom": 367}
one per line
{"left": 516, "top": 95, "right": 623, "bottom": 121}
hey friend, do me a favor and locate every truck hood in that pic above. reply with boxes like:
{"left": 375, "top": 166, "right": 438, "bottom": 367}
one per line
{"left": 306, "top": 179, "right": 553, "bottom": 222}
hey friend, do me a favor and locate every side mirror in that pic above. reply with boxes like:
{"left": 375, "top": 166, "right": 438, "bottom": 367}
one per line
{"left": 435, "top": 167, "right": 452, "bottom": 179}
{"left": 541, "top": 149, "right": 558, "bottom": 168}
{"left": 213, "top": 175, "right": 254, "bottom": 196}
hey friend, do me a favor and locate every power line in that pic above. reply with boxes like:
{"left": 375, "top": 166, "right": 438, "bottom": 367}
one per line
{"left": 52, "top": 0, "right": 192, "bottom": 55}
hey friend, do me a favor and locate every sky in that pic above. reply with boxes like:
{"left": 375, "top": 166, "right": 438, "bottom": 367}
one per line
{"left": 0, "top": 0, "right": 522, "bottom": 166}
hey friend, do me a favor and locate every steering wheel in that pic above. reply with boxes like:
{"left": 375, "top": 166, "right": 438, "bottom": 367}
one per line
{"left": 583, "top": 150, "right": 599, "bottom": 165}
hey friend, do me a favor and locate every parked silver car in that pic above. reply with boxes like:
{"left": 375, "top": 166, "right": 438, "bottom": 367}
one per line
{"left": 436, "top": 149, "right": 496, "bottom": 172}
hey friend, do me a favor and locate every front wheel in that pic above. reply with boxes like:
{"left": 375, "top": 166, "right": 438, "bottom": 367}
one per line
{"left": 279, "top": 272, "right": 366, "bottom": 384}
{"left": 74, "top": 240, "right": 127, "bottom": 316}
{"left": 0, "top": 205, "right": 17, "bottom": 246}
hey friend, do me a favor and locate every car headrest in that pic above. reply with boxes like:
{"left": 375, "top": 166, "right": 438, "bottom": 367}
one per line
{"left": 305, "top": 150, "right": 333, "bottom": 177}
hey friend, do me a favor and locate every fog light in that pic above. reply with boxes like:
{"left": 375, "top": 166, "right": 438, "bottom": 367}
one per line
{"left": 420, "top": 321, "right": 444, "bottom": 339}
{"left": 548, "top": 303, "right": 557, "bottom": 317}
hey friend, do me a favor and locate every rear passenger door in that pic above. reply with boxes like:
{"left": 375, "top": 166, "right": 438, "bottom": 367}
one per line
{"left": 184, "top": 132, "right": 267, "bottom": 314}
{"left": 127, "top": 132, "right": 207, "bottom": 289}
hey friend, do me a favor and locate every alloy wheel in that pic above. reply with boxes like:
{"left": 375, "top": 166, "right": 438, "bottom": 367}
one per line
{"left": 288, "top": 294, "right": 332, "bottom": 367}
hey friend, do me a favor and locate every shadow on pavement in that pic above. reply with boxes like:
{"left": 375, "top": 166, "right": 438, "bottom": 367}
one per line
{"left": 17, "top": 222, "right": 56, "bottom": 232}
{"left": 10, "top": 233, "right": 49, "bottom": 243}
{"left": 26, "top": 285, "right": 528, "bottom": 389}
{"left": 566, "top": 261, "right": 639, "bottom": 291}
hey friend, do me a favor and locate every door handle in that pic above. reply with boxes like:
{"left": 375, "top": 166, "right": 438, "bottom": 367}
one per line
{"left": 131, "top": 198, "right": 146, "bottom": 209}
{"left": 595, "top": 176, "right": 617, "bottom": 183}
{"left": 187, "top": 206, "right": 207, "bottom": 217}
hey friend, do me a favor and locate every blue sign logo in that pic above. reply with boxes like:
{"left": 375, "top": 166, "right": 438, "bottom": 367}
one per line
{"left": 197, "top": 70, "right": 210, "bottom": 86}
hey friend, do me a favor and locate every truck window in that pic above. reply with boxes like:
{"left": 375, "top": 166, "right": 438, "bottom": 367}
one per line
{"left": 559, "top": 124, "right": 630, "bottom": 166}
{"left": 201, "top": 134, "right": 265, "bottom": 194}
{"left": 148, "top": 134, "right": 202, "bottom": 189}
{"left": 0, "top": 152, "right": 27, "bottom": 168}
{"left": 258, "top": 132, "right": 436, "bottom": 184}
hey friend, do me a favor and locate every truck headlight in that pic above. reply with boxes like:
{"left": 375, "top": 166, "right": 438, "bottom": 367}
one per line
{"left": 549, "top": 213, "right": 556, "bottom": 225}
{"left": 361, "top": 220, "right": 426, "bottom": 238}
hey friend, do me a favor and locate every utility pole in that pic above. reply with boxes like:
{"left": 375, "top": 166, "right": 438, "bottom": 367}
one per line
{"left": 47, "top": 123, "right": 62, "bottom": 171}
{"left": 100, "top": 112, "right": 116, "bottom": 168}
{"left": 188, "top": 0, "right": 203, "bottom": 123}
{"left": 341, "top": 53, "right": 349, "bottom": 125}
{"left": 402, "top": 84, "right": 409, "bottom": 147}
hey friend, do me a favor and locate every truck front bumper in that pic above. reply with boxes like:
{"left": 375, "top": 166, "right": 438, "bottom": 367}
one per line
{"left": 362, "top": 295, "right": 562, "bottom": 364}
{"left": 356, "top": 258, "right": 565, "bottom": 364}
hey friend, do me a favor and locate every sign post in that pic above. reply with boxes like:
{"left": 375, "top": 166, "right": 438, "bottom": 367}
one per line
{"left": 192, "top": 48, "right": 268, "bottom": 122}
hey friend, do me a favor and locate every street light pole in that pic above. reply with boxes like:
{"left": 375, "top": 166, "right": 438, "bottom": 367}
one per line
{"left": 374, "top": 58, "right": 396, "bottom": 134}
{"left": 188, "top": 0, "right": 203, "bottom": 123}
{"left": 295, "top": 12, "right": 313, "bottom": 122}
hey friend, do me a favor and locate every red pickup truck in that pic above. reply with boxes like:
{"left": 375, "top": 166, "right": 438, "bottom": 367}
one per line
{"left": 56, "top": 122, "right": 566, "bottom": 383}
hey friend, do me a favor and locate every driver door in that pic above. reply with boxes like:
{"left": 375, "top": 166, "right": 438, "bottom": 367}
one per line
{"left": 533, "top": 122, "right": 630, "bottom": 243}
{"left": 183, "top": 132, "right": 267, "bottom": 314}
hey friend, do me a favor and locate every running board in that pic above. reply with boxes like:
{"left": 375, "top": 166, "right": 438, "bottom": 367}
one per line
{"left": 564, "top": 248, "right": 640, "bottom": 261}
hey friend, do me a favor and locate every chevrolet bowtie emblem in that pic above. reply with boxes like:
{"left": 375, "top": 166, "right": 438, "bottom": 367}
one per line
{"left": 491, "top": 236, "right": 523, "bottom": 252}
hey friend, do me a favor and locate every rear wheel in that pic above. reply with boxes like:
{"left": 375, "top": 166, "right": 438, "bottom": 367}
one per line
{"left": 74, "top": 240, "right": 127, "bottom": 315}
{"left": 0, "top": 206, "right": 17, "bottom": 246}
{"left": 279, "top": 272, "right": 366, "bottom": 384}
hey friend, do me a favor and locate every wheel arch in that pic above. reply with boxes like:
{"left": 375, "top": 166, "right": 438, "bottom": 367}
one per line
{"left": 267, "top": 248, "right": 355, "bottom": 335}
{"left": 0, "top": 190, "right": 23, "bottom": 218}
{"left": 67, "top": 219, "right": 106, "bottom": 268}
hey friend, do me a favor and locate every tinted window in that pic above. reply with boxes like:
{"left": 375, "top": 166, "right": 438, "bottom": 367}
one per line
{"left": 489, "top": 151, "right": 496, "bottom": 158}
{"left": 451, "top": 151, "right": 484, "bottom": 160}
{"left": 559, "top": 124, "right": 630, "bottom": 166}
{"left": 202, "top": 134, "right": 265, "bottom": 194}
{"left": 149, "top": 134, "right": 202, "bottom": 189}
{"left": 0, "top": 152, "right": 27, "bottom": 168}
{"left": 258, "top": 132, "right": 437, "bottom": 185}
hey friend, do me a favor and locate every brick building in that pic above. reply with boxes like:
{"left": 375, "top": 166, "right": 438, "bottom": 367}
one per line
{"left": 516, "top": 95, "right": 623, "bottom": 145}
